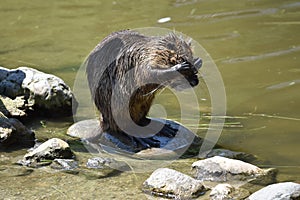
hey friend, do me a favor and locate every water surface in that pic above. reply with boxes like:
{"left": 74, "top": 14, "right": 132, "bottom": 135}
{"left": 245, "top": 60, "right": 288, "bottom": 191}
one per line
{"left": 0, "top": 0, "right": 299, "bottom": 199}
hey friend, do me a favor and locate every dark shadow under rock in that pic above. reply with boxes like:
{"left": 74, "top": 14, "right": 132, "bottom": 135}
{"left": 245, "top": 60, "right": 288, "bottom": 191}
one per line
{"left": 0, "top": 113, "right": 35, "bottom": 148}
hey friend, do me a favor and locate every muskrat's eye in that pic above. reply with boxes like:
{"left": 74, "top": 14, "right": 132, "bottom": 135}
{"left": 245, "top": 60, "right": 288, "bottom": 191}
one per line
{"left": 170, "top": 57, "right": 177, "bottom": 64}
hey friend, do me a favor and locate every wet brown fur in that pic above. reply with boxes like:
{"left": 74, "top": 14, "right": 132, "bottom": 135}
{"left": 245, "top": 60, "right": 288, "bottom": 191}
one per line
{"left": 86, "top": 30, "right": 197, "bottom": 134}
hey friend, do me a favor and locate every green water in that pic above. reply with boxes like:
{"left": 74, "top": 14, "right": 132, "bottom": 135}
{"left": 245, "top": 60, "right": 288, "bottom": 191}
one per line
{"left": 1, "top": 0, "right": 299, "bottom": 199}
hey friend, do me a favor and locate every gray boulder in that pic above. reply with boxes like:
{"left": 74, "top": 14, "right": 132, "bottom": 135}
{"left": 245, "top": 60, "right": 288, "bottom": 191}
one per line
{"left": 0, "top": 66, "right": 76, "bottom": 116}
{"left": 18, "top": 138, "right": 75, "bottom": 167}
{"left": 0, "top": 113, "right": 35, "bottom": 147}
{"left": 248, "top": 182, "right": 300, "bottom": 200}
{"left": 192, "top": 156, "right": 277, "bottom": 186}
{"left": 142, "top": 168, "right": 206, "bottom": 199}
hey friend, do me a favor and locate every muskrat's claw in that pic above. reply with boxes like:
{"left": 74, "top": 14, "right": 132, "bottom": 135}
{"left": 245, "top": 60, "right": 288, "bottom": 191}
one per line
{"left": 172, "top": 62, "right": 190, "bottom": 71}
{"left": 194, "top": 57, "right": 202, "bottom": 70}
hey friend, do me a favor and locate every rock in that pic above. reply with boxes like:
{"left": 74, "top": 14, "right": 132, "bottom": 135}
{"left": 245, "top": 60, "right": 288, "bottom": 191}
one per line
{"left": 210, "top": 183, "right": 234, "bottom": 200}
{"left": 0, "top": 95, "right": 27, "bottom": 117}
{"left": 210, "top": 183, "right": 250, "bottom": 200}
{"left": 67, "top": 119, "right": 100, "bottom": 139}
{"left": 135, "top": 148, "right": 178, "bottom": 160}
{"left": 142, "top": 168, "right": 206, "bottom": 199}
{"left": 191, "top": 156, "right": 277, "bottom": 186}
{"left": 86, "top": 157, "right": 129, "bottom": 171}
{"left": 248, "top": 182, "right": 300, "bottom": 200}
{"left": 198, "top": 148, "right": 257, "bottom": 163}
{"left": 0, "top": 114, "right": 35, "bottom": 147}
{"left": 0, "top": 66, "right": 77, "bottom": 116}
{"left": 69, "top": 118, "right": 199, "bottom": 157}
{"left": 18, "top": 138, "right": 75, "bottom": 167}
{"left": 50, "top": 159, "right": 78, "bottom": 171}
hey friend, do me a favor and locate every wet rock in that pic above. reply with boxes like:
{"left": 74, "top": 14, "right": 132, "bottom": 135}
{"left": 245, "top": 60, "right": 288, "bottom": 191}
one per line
{"left": 69, "top": 118, "right": 198, "bottom": 157}
{"left": 0, "top": 114, "right": 35, "bottom": 147}
{"left": 198, "top": 148, "right": 257, "bottom": 163}
{"left": 50, "top": 159, "right": 78, "bottom": 171}
{"left": 135, "top": 148, "right": 178, "bottom": 160}
{"left": 18, "top": 138, "right": 75, "bottom": 167}
{"left": 0, "top": 95, "right": 27, "bottom": 117}
{"left": 191, "top": 156, "right": 277, "bottom": 185}
{"left": 67, "top": 119, "right": 100, "bottom": 139}
{"left": 0, "top": 66, "right": 77, "bottom": 116}
{"left": 142, "top": 168, "right": 206, "bottom": 199}
{"left": 210, "top": 183, "right": 250, "bottom": 200}
{"left": 248, "top": 182, "right": 300, "bottom": 200}
{"left": 86, "top": 157, "right": 130, "bottom": 172}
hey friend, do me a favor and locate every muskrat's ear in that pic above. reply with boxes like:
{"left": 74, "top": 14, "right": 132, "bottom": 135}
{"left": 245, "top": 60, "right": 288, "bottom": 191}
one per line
{"left": 187, "top": 38, "right": 192, "bottom": 47}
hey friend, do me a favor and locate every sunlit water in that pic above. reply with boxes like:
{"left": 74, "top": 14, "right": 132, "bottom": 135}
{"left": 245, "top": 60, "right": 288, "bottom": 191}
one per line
{"left": 0, "top": 0, "right": 299, "bottom": 199}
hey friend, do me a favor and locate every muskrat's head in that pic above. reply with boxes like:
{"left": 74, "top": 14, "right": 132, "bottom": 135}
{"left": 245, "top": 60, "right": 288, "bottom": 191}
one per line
{"left": 149, "top": 33, "right": 202, "bottom": 90}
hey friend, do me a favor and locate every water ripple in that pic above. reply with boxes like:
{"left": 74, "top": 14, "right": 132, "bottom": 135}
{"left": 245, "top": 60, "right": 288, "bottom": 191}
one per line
{"left": 189, "top": 8, "right": 278, "bottom": 22}
{"left": 222, "top": 46, "right": 300, "bottom": 64}
{"left": 266, "top": 80, "right": 300, "bottom": 90}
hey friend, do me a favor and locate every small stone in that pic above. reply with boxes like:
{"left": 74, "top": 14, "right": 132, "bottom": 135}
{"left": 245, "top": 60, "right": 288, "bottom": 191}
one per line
{"left": 248, "top": 182, "right": 300, "bottom": 200}
{"left": 50, "top": 159, "right": 78, "bottom": 170}
{"left": 86, "top": 157, "right": 130, "bottom": 171}
{"left": 210, "top": 183, "right": 250, "bottom": 200}
{"left": 210, "top": 183, "right": 235, "bottom": 200}
{"left": 135, "top": 148, "right": 178, "bottom": 160}
{"left": 142, "top": 168, "right": 206, "bottom": 199}
{"left": 19, "top": 138, "right": 75, "bottom": 167}
{"left": 67, "top": 119, "right": 100, "bottom": 139}
{"left": 86, "top": 157, "right": 113, "bottom": 169}
{"left": 191, "top": 156, "right": 276, "bottom": 185}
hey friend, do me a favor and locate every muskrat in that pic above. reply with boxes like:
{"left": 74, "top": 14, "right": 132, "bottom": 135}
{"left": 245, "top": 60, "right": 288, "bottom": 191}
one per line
{"left": 86, "top": 30, "right": 202, "bottom": 151}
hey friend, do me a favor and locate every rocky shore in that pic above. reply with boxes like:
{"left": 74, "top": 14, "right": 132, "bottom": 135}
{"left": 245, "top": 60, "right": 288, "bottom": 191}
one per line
{"left": 0, "top": 66, "right": 299, "bottom": 199}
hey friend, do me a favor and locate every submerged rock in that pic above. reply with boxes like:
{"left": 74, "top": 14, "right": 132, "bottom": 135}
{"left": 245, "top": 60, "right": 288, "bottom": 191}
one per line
{"left": 0, "top": 113, "right": 35, "bottom": 147}
{"left": 198, "top": 148, "right": 257, "bottom": 163}
{"left": 50, "top": 159, "right": 78, "bottom": 171}
{"left": 142, "top": 168, "right": 206, "bottom": 199}
{"left": 0, "top": 66, "right": 77, "bottom": 116}
{"left": 248, "top": 182, "right": 300, "bottom": 200}
{"left": 86, "top": 157, "right": 129, "bottom": 171}
{"left": 210, "top": 183, "right": 250, "bottom": 200}
{"left": 67, "top": 119, "right": 100, "bottom": 139}
{"left": 18, "top": 138, "right": 75, "bottom": 167}
{"left": 191, "top": 156, "right": 277, "bottom": 186}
